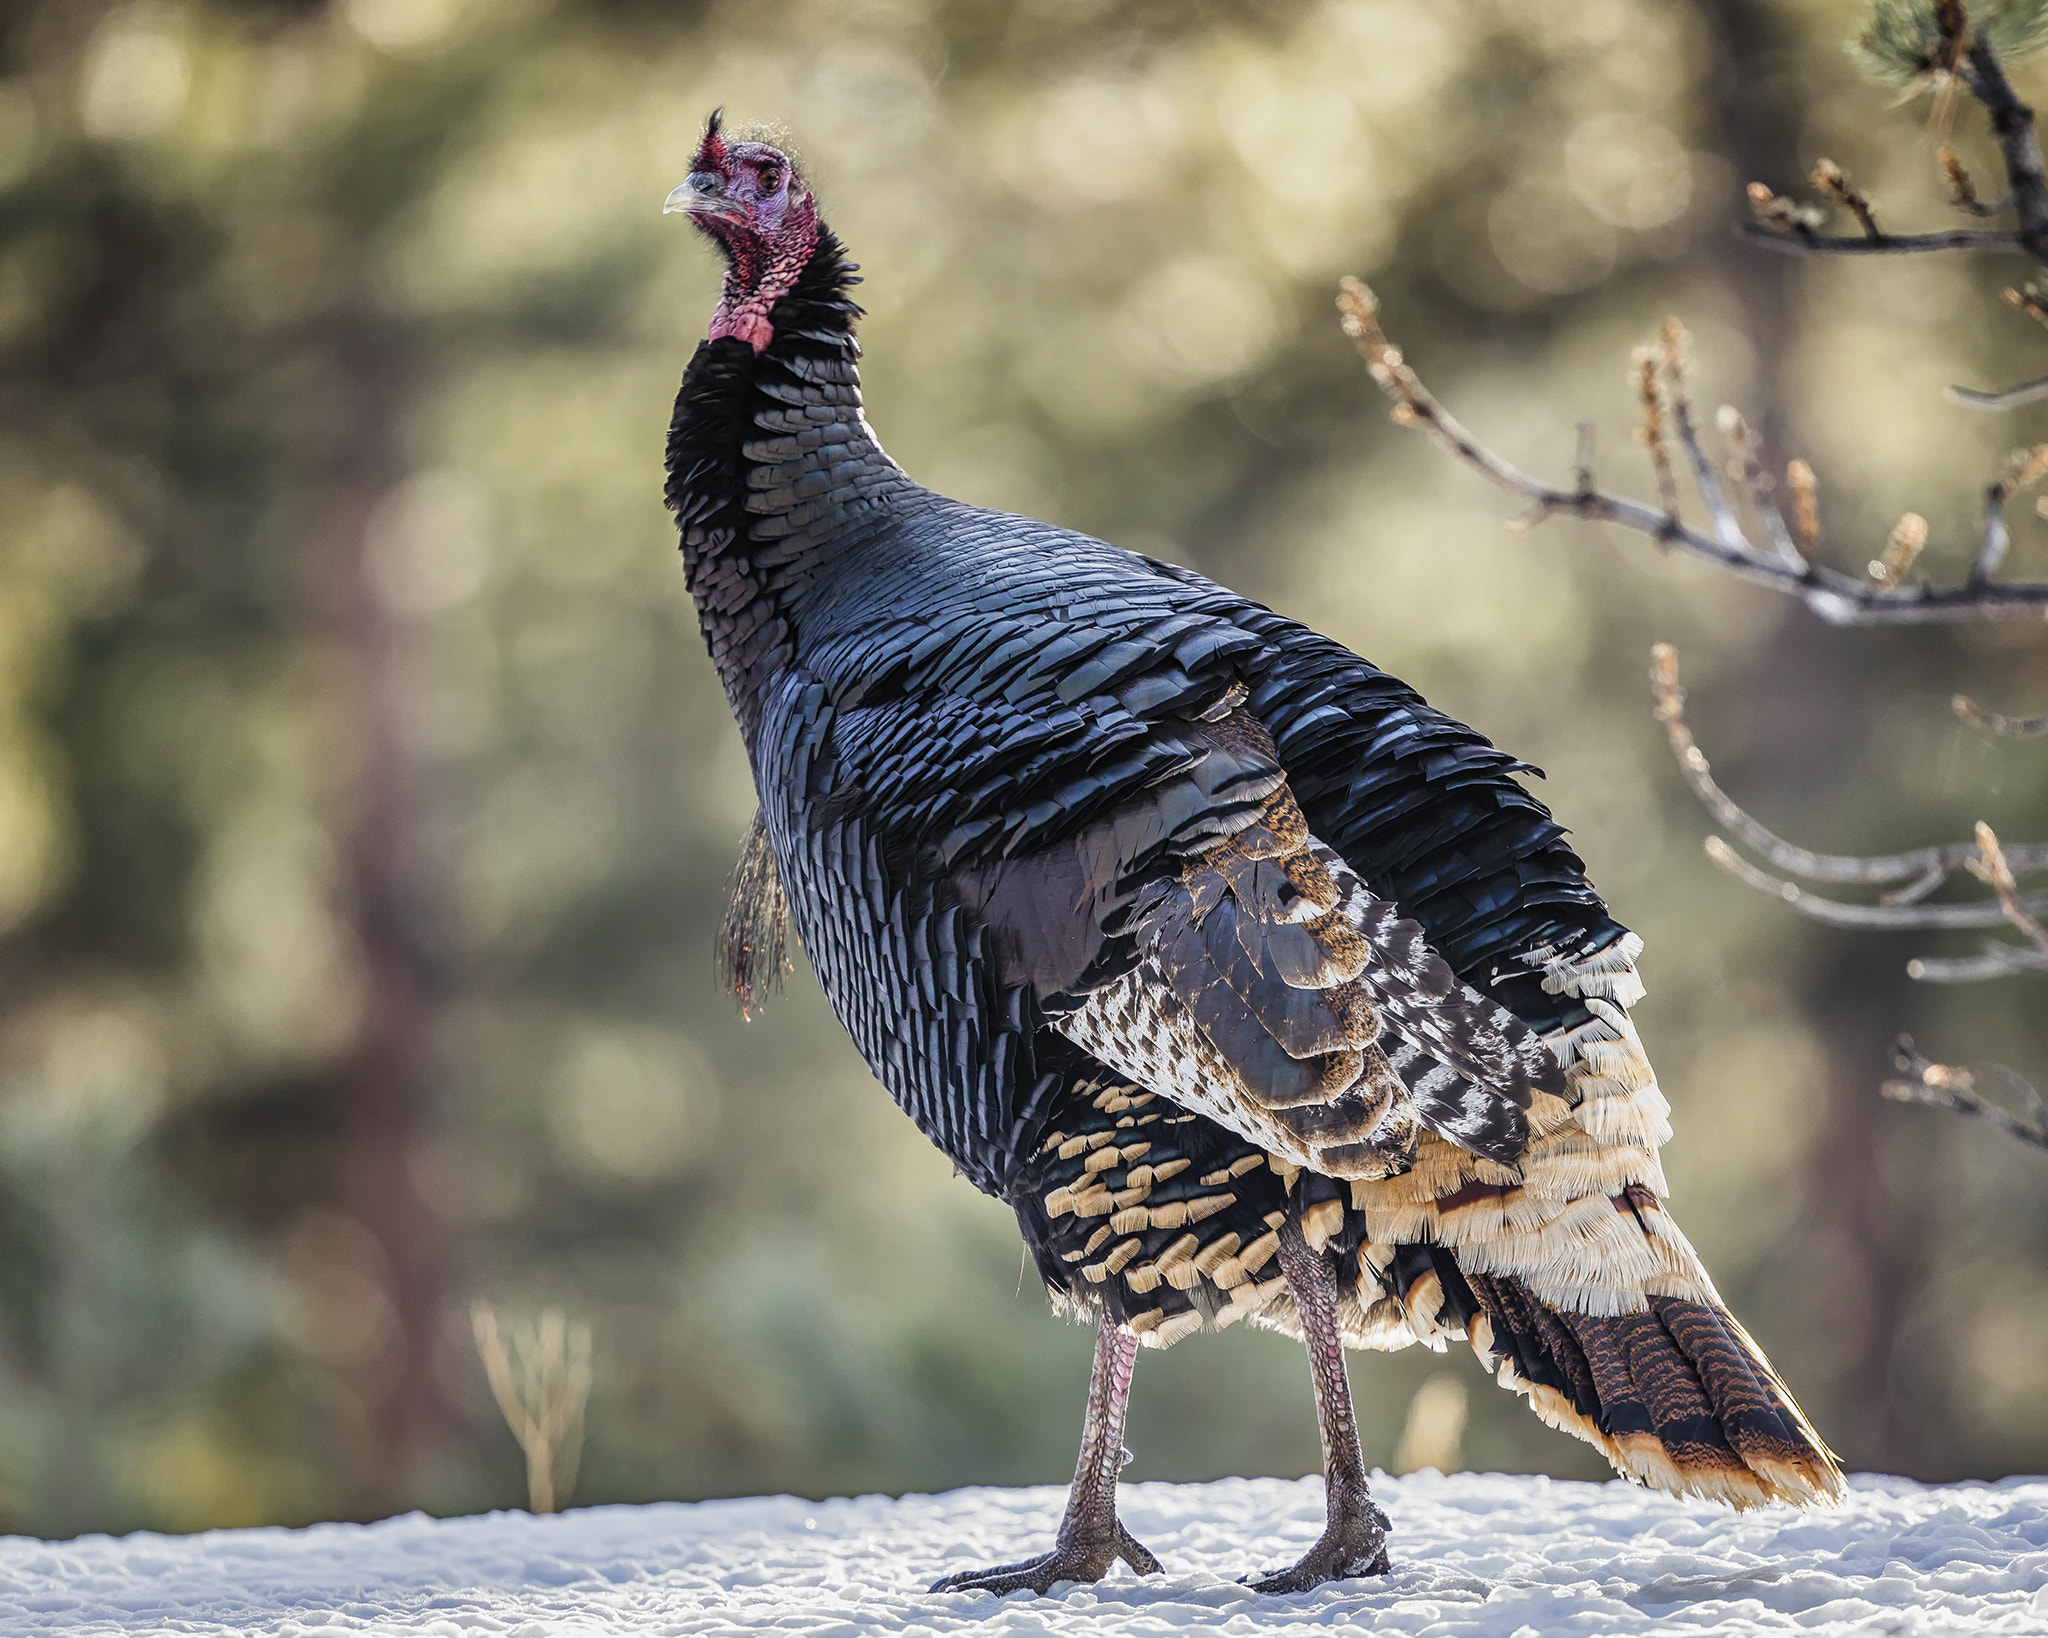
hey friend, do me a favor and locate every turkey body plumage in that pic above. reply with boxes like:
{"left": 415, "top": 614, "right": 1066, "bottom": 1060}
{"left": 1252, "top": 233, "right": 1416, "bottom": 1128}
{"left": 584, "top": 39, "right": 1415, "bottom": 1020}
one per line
{"left": 665, "top": 120, "right": 1841, "bottom": 1594}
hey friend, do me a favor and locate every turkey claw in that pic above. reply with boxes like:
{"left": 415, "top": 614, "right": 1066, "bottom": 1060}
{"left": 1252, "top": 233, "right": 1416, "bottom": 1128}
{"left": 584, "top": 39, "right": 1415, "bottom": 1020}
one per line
{"left": 1243, "top": 1503, "right": 1391, "bottom": 1593}
{"left": 929, "top": 1522, "right": 1161, "bottom": 1596}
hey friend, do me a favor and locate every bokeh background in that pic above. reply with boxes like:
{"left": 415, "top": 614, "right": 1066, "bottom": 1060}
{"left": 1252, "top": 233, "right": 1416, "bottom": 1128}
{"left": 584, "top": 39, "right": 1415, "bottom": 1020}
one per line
{"left": 0, "top": 0, "right": 2043, "bottom": 1538}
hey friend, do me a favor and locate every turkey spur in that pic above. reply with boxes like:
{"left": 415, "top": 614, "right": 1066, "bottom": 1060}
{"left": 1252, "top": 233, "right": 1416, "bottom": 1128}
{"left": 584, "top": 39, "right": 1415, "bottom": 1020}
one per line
{"left": 663, "top": 115, "right": 1842, "bottom": 1595}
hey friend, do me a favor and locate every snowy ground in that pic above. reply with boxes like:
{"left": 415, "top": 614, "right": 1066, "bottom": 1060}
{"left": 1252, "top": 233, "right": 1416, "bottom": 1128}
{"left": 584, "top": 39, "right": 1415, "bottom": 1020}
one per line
{"left": 2, "top": 1472, "right": 2044, "bottom": 1636}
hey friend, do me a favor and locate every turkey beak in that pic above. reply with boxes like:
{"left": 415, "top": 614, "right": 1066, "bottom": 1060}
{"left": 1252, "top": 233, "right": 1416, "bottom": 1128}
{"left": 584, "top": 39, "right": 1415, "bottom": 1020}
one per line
{"left": 665, "top": 172, "right": 746, "bottom": 222}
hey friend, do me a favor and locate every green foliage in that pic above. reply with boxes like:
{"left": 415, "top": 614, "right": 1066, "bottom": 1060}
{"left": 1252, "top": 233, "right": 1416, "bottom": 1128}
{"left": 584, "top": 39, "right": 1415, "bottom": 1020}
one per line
{"left": 1855, "top": 0, "right": 2048, "bottom": 85}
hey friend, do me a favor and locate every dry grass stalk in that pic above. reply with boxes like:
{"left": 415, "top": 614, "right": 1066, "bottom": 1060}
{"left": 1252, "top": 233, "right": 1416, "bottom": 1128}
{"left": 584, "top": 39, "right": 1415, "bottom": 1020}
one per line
{"left": 1393, "top": 1374, "right": 1469, "bottom": 1476}
{"left": 472, "top": 1301, "right": 594, "bottom": 1515}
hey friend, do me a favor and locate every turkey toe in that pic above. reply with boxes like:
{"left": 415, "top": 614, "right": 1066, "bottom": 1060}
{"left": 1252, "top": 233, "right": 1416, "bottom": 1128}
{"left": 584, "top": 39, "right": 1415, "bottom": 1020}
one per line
{"left": 929, "top": 1522, "right": 1160, "bottom": 1596}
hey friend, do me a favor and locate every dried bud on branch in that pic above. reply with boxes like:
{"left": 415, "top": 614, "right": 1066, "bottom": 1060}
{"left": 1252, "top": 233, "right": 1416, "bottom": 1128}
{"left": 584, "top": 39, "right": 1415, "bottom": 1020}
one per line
{"left": 1746, "top": 180, "right": 1825, "bottom": 233}
{"left": 1883, "top": 1036, "right": 2048, "bottom": 1152}
{"left": 1813, "top": 158, "right": 1882, "bottom": 237}
{"left": 1869, "top": 513, "right": 1927, "bottom": 587}
{"left": 1337, "top": 281, "right": 2048, "bottom": 620}
{"left": 1953, "top": 693, "right": 2048, "bottom": 737}
{"left": 1633, "top": 347, "right": 1679, "bottom": 521}
{"left": 2004, "top": 282, "right": 2048, "bottom": 329}
{"left": 1785, "top": 459, "right": 1819, "bottom": 552}
{"left": 1939, "top": 145, "right": 1988, "bottom": 212}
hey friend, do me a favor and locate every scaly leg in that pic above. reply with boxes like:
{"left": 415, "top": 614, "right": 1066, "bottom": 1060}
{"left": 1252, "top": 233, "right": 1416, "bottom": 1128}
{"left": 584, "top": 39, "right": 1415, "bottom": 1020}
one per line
{"left": 930, "top": 1320, "right": 1161, "bottom": 1595}
{"left": 1247, "top": 1218, "right": 1392, "bottom": 1592}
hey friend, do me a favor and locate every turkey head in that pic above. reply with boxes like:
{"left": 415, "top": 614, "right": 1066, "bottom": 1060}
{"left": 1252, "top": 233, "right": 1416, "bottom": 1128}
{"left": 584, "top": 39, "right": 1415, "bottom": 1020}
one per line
{"left": 664, "top": 110, "right": 819, "bottom": 352}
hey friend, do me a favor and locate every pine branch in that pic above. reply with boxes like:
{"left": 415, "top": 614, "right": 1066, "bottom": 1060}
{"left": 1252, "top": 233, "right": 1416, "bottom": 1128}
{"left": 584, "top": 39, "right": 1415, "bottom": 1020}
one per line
{"left": 1760, "top": 13, "right": 2048, "bottom": 264}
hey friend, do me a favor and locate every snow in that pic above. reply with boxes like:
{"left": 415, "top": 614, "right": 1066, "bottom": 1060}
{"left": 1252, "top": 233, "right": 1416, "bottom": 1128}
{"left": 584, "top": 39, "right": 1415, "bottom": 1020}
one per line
{"left": 2, "top": 1473, "right": 2044, "bottom": 1636}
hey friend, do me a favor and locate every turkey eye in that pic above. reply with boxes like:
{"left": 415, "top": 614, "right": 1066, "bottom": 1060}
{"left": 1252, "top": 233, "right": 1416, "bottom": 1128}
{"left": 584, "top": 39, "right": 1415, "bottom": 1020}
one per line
{"left": 759, "top": 167, "right": 781, "bottom": 191}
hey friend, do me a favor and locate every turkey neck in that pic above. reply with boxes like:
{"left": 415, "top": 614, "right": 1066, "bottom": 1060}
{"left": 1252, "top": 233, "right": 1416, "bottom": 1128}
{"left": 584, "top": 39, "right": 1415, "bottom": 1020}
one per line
{"left": 664, "top": 222, "right": 912, "bottom": 742}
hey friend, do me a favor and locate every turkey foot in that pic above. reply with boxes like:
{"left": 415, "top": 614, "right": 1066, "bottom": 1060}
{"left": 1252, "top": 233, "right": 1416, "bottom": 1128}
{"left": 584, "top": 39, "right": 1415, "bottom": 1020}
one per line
{"left": 1246, "top": 1217, "right": 1395, "bottom": 1593}
{"left": 929, "top": 1320, "right": 1162, "bottom": 1596}
{"left": 929, "top": 1520, "right": 1161, "bottom": 1595}
{"left": 1245, "top": 1494, "right": 1391, "bottom": 1592}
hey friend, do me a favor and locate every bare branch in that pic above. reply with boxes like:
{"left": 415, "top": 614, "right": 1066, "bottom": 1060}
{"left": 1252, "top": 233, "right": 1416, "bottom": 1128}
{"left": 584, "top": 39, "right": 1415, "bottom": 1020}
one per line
{"left": 1716, "top": 406, "right": 1803, "bottom": 569}
{"left": 1972, "top": 821, "right": 2048, "bottom": 959}
{"left": 1959, "top": 31, "right": 2048, "bottom": 267}
{"left": 1939, "top": 145, "right": 2012, "bottom": 217}
{"left": 1650, "top": 644, "right": 2048, "bottom": 944}
{"left": 1974, "top": 445, "right": 2048, "bottom": 586}
{"left": 1337, "top": 280, "right": 2048, "bottom": 623}
{"left": 1659, "top": 322, "right": 1747, "bottom": 553}
{"left": 1702, "top": 838, "right": 2048, "bottom": 929}
{"left": 1908, "top": 941, "right": 2048, "bottom": 981}
{"left": 1955, "top": 692, "right": 2048, "bottom": 737}
{"left": 1883, "top": 1037, "right": 2048, "bottom": 1151}
{"left": 1743, "top": 221, "right": 2023, "bottom": 257}
{"left": 1949, "top": 373, "right": 2048, "bottom": 411}
{"left": 1571, "top": 420, "right": 1595, "bottom": 498}
{"left": 1746, "top": 25, "right": 2048, "bottom": 265}
{"left": 1812, "top": 159, "right": 1882, "bottom": 238}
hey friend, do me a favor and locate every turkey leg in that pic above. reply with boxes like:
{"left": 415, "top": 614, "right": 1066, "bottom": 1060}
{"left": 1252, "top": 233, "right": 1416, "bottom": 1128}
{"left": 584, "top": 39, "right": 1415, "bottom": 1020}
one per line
{"left": 1247, "top": 1217, "right": 1392, "bottom": 1591}
{"left": 929, "top": 1319, "right": 1161, "bottom": 1595}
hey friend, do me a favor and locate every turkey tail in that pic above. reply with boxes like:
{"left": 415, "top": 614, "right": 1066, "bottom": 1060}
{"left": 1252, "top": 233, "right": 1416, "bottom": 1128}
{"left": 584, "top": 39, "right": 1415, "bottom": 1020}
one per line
{"left": 1342, "top": 934, "right": 1844, "bottom": 1509}
{"left": 1369, "top": 1229, "right": 1841, "bottom": 1509}
{"left": 1467, "top": 1269, "right": 1838, "bottom": 1507}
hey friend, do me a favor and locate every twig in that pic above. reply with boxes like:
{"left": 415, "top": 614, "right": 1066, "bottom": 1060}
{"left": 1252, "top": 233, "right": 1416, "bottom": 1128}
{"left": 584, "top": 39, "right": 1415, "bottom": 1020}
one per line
{"left": 1908, "top": 940, "right": 2048, "bottom": 981}
{"left": 472, "top": 1302, "right": 594, "bottom": 1515}
{"left": 1659, "top": 322, "right": 1746, "bottom": 553}
{"left": 1949, "top": 374, "right": 2048, "bottom": 410}
{"left": 1716, "top": 406, "right": 1804, "bottom": 569}
{"left": 1702, "top": 837, "right": 2048, "bottom": 928}
{"left": 1745, "top": 25, "right": 2048, "bottom": 266}
{"left": 1649, "top": 644, "right": 2048, "bottom": 930}
{"left": 1974, "top": 444, "right": 2048, "bottom": 586}
{"left": 1883, "top": 1037, "right": 2048, "bottom": 1151}
{"left": 1955, "top": 693, "right": 2048, "bottom": 737}
{"left": 1743, "top": 222, "right": 2022, "bottom": 257}
{"left": 1939, "top": 146, "right": 2012, "bottom": 217}
{"left": 1635, "top": 346, "right": 1680, "bottom": 522}
{"left": 1337, "top": 278, "right": 2048, "bottom": 623}
{"left": 1960, "top": 32, "right": 2048, "bottom": 266}
{"left": 1953, "top": 288, "right": 2048, "bottom": 409}
{"left": 1572, "top": 420, "right": 1595, "bottom": 499}
{"left": 1972, "top": 821, "right": 2048, "bottom": 959}
{"left": 1813, "top": 159, "right": 1882, "bottom": 238}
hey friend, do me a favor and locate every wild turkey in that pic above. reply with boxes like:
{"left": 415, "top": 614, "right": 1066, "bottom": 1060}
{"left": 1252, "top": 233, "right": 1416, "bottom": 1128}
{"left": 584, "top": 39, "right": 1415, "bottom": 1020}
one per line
{"left": 664, "top": 114, "right": 1843, "bottom": 1594}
